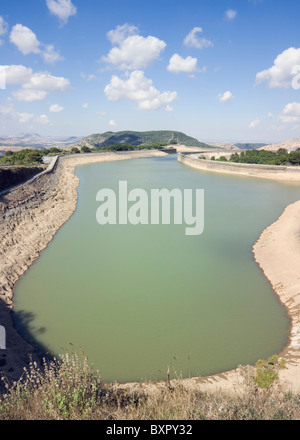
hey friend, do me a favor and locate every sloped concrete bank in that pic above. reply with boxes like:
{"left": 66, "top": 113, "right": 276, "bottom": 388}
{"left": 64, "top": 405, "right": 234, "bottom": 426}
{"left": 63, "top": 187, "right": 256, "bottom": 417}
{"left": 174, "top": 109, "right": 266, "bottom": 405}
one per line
{"left": 178, "top": 153, "right": 300, "bottom": 182}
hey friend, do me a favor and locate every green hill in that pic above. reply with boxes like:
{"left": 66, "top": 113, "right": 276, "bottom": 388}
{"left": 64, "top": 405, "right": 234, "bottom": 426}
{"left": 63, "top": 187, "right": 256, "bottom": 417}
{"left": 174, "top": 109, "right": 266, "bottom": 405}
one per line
{"left": 77, "top": 130, "right": 214, "bottom": 149}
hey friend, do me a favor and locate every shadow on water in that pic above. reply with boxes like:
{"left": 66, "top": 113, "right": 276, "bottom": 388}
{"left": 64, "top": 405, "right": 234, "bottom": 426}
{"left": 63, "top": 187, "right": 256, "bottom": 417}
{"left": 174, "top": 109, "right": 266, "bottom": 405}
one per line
{"left": 11, "top": 308, "right": 55, "bottom": 361}
{"left": 0, "top": 298, "right": 53, "bottom": 392}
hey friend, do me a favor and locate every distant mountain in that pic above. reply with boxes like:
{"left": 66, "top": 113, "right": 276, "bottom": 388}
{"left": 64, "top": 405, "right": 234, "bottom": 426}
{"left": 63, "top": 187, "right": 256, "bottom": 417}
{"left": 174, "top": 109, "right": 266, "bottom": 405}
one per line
{"left": 206, "top": 142, "right": 239, "bottom": 150}
{"left": 0, "top": 133, "right": 84, "bottom": 149}
{"left": 234, "top": 143, "right": 268, "bottom": 150}
{"left": 76, "top": 131, "right": 214, "bottom": 149}
{"left": 259, "top": 138, "right": 300, "bottom": 152}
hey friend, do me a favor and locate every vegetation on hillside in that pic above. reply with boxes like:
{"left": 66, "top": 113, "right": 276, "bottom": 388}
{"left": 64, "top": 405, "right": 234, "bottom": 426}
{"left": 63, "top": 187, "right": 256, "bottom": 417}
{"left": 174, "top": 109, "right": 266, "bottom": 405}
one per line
{"left": 209, "top": 149, "right": 300, "bottom": 166}
{"left": 0, "top": 352, "right": 298, "bottom": 420}
{"left": 78, "top": 130, "right": 214, "bottom": 149}
{"left": 0, "top": 142, "right": 175, "bottom": 166}
{"left": 0, "top": 148, "right": 68, "bottom": 166}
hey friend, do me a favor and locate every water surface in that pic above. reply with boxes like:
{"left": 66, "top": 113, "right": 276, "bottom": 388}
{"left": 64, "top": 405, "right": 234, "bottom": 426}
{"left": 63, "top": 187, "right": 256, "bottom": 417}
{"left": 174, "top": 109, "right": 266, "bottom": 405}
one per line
{"left": 14, "top": 156, "right": 300, "bottom": 382}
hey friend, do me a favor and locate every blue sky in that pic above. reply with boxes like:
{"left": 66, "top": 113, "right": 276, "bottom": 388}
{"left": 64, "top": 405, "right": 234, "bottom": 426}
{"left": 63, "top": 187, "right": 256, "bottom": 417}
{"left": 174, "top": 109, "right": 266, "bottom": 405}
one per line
{"left": 1, "top": 0, "right": 300, "bottom": 143}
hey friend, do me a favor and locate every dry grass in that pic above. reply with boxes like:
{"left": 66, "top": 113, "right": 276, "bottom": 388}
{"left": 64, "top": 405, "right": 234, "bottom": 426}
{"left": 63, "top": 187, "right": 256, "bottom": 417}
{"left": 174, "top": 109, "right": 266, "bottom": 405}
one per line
{"left": 1, "top": 353, "right": 300, "bottom": 420}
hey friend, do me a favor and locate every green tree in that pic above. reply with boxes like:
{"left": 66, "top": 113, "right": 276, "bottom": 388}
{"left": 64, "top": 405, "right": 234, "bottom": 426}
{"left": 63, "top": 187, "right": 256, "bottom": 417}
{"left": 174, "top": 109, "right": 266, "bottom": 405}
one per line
{"left": 81, "top": 146, "right": 91, "bottom": 153}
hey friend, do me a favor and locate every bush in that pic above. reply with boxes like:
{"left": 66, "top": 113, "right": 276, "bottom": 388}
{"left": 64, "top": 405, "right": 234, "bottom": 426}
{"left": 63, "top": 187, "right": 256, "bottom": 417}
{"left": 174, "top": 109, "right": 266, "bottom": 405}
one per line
{"left": 81, "top": 146, "right": 91, "bottom": 153}
{"left": 254, "top": 355, "right": 286, "bottom": 389}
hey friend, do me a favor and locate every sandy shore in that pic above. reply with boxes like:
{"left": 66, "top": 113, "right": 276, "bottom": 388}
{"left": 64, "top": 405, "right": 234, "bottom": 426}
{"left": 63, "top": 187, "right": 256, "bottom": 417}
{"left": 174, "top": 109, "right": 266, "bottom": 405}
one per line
{"left": 253, "top": 200, "right": 300, "bottom": 392}
{"left": 1, "top": 149, "right": 300, "bottom": 395}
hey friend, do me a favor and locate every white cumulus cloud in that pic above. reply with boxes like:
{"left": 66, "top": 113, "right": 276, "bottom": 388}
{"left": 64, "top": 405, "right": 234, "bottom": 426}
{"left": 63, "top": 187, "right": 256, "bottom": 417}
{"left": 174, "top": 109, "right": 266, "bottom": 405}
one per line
{"left": 256, "top": 47, "right": 300, "bottom": 88}
{"left": 102, "top": 26, "right": 166, "bottom": 70}
{"left": 13, "top": 89, "right": 48, "bottom": 102}
{"left": 226, "top": 9, "right": 237, "bottom": 20}
{"left": 0, "top": 16, "right": 8, "bottom": 45}
{"left": 183, "top": 27, "right": 214, "bottom": 49}
{"left": 35, "top": 114, "right": 50, "bottom": 125}
{"left": 0, "top": 64, "right": 71, "bottom": 102}
{"left": 42, "top": 44, "right": 64, "bottom": 64}
{"left": 0, "top": 16, "right": 8, "bottom": 35}
{"left": 10, "top": 24, "right": 63, "bottom": 64}
{"left": 0, "top": 65, "right": 33, "bottom": 85}
{"left": 0, "top": 102, "right": 50, "bottom": 125}
{"left": 279, "top": 102, "right": 300, "bottom": 123}
{"left": 109, "top": 119, "right": 117, "bottom": 127}
{"left": 107, "top": 23, "right": 139, "bottom": 45}
{"left": 104, "top": 70, "right": 177, "bottom": 111}
{"left": 10, "top": 24, "right": 40, "bottom": 55}
{"left": 218, "top": 91, "right": 233, "bottom": 103}
{"left": 49, "top": 104, "right": 64, "bottom": 112}
{"left": 46, "top": 0, "right": 77, "bottom": 25}
{"left": 249, "top": 119, "right": 260, "bottom": 128}
{"left": 167, "top": 54, "right": 199, "bottom": 75}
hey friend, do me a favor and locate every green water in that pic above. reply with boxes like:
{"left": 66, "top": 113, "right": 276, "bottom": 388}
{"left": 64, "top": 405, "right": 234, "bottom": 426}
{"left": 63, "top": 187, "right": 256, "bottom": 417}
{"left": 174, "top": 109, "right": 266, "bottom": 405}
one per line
{"left": 13, "top": 156, "right": 300, "bottom": 382}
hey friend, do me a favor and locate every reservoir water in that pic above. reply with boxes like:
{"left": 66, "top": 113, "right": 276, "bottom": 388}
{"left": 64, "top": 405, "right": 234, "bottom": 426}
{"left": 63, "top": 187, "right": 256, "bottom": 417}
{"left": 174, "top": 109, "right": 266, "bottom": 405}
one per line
{"left": 13, "top": 155, "right": 300, "bottom": 382}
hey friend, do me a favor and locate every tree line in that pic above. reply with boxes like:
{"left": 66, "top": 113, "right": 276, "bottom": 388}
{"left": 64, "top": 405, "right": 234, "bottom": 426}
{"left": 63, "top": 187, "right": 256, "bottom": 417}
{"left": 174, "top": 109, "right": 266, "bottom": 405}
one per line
{"left": 0, "top": 142, "right": 167, "bottom": 166}
{"left": 211, "top": 148, "right": 300, "bottom": 166}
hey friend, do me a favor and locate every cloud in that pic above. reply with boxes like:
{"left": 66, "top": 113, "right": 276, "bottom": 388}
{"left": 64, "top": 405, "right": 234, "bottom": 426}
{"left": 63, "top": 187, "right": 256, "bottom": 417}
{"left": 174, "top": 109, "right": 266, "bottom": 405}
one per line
{"left": 46, "top": 0, "right": 77, "bottom": 25}
{"left": 35, "top": 114, "right": 50, "bottom": 125}
{"left": 80, "top": 72, "right": 96, "bottom": 81}
{"left": 82, "top": 102, "right": 89, "bottom": 108}
{"left": 13, "top": 89, "right": 48, "bottom": 102}
{"left": 167, "top": 54, "right": 200, "bottom": 75}
{"left": 0, "top": 16, "right": 8, "bottom": 44}
{"left": 218, "top": 91, "right": 233, "bottom": 103}
{"left": 104, "top": 70, "right": 177, "bottom": 111}
{"left": 10, "top": 24, "right": 63, "bottom": 64}
{"left": 1, "top": 65, "right": 33, "bottom": 85}
{"left": 23, "top": 72, "right": 70, "bottom": 91}
{"left": 109, "top": 119, "right": 117, "bottom": 127}
{"left": 226, "top": 9, "right": 237, "bottom": 20}
{"left": 183, "top": 27, "right": 213, "bottom": 49}
{"left": 107, "top": 23, "right": 139, "bottom": 45}
{"left": 10, "top": 24, "right": 40, "bottom": 55}
{"left": 0, "top": 102, "right": 50, "bottom": 125}
{"left": 42, "top": 44, "right": 64, "bottom": 64}
{"left": 1, "top": 65, "right": 70, "bottom": 102}
{"left": 18, "top": 112, "right": 35, "bottom": 124}
{"left": 279, "top": 102, "right": 300, "bottom": 123}
{"left": 102, "top": 27, "right": 166, "bottom": 70}
{"left": 49, "top": 104, "right": 64, "bottom": 112}
{"left": 0, "top": 16, "right": 8, "bottom": 35}
{"left": 256, "top": 47, "right": 300, "bottom": 88}
{"left": 249, "top": 119, "right": 260, "bottom": 128}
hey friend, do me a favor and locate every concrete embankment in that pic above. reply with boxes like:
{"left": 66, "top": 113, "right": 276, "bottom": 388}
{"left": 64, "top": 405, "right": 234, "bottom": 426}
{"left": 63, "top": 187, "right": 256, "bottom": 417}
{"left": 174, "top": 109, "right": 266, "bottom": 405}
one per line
{"left": 178, "top": 153, "right": 300, "bottom": 182}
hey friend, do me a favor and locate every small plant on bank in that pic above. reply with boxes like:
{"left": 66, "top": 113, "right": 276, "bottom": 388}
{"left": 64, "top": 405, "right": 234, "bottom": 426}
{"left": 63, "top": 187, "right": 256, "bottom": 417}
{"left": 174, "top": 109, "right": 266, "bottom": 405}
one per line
{"left": 254, "top": 355, "right": 287, "bottom": 389}
{"left": 1, "top": 353, "right": 300, "bottom": 420}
